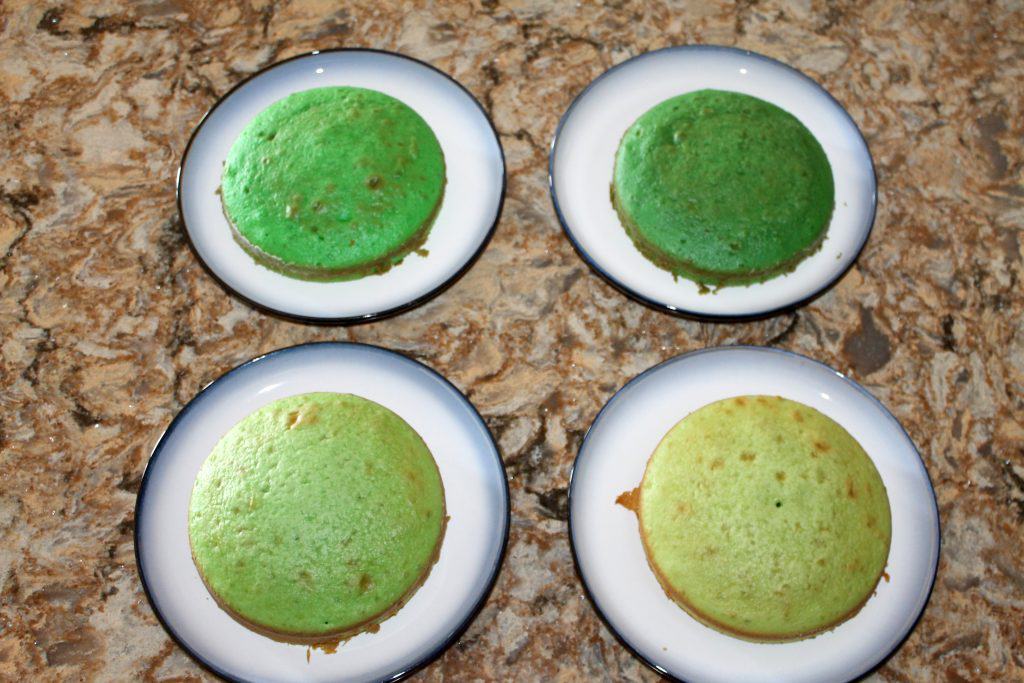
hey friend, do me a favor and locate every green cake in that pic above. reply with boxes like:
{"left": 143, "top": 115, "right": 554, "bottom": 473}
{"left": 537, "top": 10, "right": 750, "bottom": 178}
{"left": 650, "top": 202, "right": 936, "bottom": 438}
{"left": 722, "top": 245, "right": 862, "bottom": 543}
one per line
{"left": 220, "top": 87, "right": 446, "bottom": 281}
{"left": 611, "top": 89, "right": 834, "bottom": 287}
{"left": 188, "top": 392, "right": 446, "bottom": 643}
{"left": 632, "top": 395, "right": 890, "bottom": 641}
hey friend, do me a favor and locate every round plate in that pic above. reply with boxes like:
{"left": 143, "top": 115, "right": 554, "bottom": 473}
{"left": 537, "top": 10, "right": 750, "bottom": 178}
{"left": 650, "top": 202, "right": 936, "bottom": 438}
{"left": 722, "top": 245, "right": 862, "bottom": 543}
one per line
{"left": 569, "top": 346, "right": 938, "bottom": 683}
{"left": 549, "top": 45, "right": 876, "bottom": 320}
{"left": 135, "top": 342, "right": 510, "bottom": 683}
{"left": 178, "top": 49, "right": 506, "bottom": 323}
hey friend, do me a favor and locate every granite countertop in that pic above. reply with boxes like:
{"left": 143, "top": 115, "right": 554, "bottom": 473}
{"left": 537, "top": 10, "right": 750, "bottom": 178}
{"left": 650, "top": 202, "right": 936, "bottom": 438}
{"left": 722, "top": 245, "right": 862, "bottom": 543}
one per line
{"left": 1, "top": 1, "right": 1022, "bottom": 680}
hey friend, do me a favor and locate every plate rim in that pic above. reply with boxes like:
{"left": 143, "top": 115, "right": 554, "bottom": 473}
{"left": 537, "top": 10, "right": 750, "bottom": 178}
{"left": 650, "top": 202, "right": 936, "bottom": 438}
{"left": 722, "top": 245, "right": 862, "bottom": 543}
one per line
{"left": 547, "top": 44, "right": 878, "bottom": 322}
{"left": 176, "top": 48, "right": 508, "bottom": 325}
{"left": 133, "top": 341, "right": 512, "bottom": 683}
{"left": 566, "top": 345, "right": 940, "bottom": 682}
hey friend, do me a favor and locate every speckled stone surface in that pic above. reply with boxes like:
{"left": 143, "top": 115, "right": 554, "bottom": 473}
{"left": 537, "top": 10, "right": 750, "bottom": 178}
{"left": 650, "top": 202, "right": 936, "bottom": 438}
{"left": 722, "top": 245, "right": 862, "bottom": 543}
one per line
{"left": 1, "top": 1, "right": 1022, "bottom": 681}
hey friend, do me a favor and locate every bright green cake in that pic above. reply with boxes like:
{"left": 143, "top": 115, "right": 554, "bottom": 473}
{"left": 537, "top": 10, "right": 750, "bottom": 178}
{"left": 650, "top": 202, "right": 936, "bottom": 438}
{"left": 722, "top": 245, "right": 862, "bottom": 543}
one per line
{"left": 612, "top": 89, "right": 834, "bottom": 287}
{"left": 188, "top": 392, "right": 446, "bottom": 642}
{"left": 636, "top": 395, "right": 890, "bottom": 641}
{"left": 220, "top": 87, "right": 446, "bottom": 281}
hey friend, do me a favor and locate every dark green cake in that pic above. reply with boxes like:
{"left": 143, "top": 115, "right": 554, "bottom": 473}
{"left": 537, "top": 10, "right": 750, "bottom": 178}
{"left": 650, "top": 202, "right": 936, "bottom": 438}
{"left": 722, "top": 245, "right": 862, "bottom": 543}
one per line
{"left": 188, "top": 393, "right": 446, "bottom": 643}
{"left": 220, "top": 87, "right": 446, "bottom": 281}
{"left": 612, "top": 89, "right": 834, "bottom": 287}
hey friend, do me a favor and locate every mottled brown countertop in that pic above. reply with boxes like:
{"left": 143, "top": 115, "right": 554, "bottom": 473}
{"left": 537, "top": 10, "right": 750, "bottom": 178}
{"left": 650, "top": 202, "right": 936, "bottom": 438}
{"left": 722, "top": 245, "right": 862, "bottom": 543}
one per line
{"left": 1, "top": 1, "right": 1022, "bottom": 680}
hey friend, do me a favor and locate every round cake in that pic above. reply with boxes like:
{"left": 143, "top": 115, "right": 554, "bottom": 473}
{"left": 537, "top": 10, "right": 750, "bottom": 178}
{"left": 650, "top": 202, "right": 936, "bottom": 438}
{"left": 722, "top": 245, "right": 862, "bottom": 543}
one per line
{"left": 188, "top": 392, "right": 446, "bottom": 643}
{"left": 612, "top": 89, "right": 834, "bottom": 287}
{"left": 220, "top": 87, "right": 446, "bottom": 281}
{"left": 636, "top": 395, "right": 890, "bottom": 641}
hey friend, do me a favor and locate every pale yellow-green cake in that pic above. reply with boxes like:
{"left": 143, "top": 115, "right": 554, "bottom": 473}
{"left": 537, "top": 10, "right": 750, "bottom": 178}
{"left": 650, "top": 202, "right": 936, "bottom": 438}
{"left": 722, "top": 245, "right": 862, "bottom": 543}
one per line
{"left": 633, "top": 395, "right": 891, "bottom": 641}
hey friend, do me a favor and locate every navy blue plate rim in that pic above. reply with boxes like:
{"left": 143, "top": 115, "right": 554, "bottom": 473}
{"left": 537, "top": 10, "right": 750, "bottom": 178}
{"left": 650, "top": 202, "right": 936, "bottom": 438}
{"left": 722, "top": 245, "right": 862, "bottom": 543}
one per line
{"left": 566, "top": 345, "right": 939, "bottom": 682}
{"left": 176, "top": 48, "right": 507, "bottom": 326}
{"left": 548, "top": 44, "right": 878, "bottom": 323}
{"left": 134, "top": 341, "right": 511, "bottom": 683}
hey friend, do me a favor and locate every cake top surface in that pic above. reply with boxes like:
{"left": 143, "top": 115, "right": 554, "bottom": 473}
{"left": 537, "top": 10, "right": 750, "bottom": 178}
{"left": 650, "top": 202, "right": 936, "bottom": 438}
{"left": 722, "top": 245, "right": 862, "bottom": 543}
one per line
{"left": 221, "top": 87, "right": 446, "bottom": 273}
{"left": 188, "top": 392, "right": 446, "bottom": 638}
{"left": 612, "top": 89, "right": 834, "bottom": 285}
{"left": 638, "top": 395, "right": 890, "bottom": 640}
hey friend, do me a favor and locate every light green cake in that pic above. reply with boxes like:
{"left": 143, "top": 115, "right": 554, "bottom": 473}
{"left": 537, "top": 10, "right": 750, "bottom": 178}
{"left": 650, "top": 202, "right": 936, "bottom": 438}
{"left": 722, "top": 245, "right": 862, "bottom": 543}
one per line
{"left": 220, "top": 86, "right": 446, "bottom": 281}
{"left": 188, "top": 392, "right": 446, "bottom": 643}
{"left": 635, "top": 395, "right": 890, "bottom": 641}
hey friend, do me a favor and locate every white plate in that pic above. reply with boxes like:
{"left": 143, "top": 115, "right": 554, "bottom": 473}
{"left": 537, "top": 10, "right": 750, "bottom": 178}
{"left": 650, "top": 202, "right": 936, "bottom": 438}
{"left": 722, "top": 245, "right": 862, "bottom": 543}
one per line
{"left": 135, "top": 343, "right": 509, "bottom": 683}
{"left": 569, "top": 346, "right": 938, "bottom": 683}
{"left": 549, "top": 46, "right": 876, "bottom": 320}
{"left": 178, "top": 49, "right": 505, "bottom": 323}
